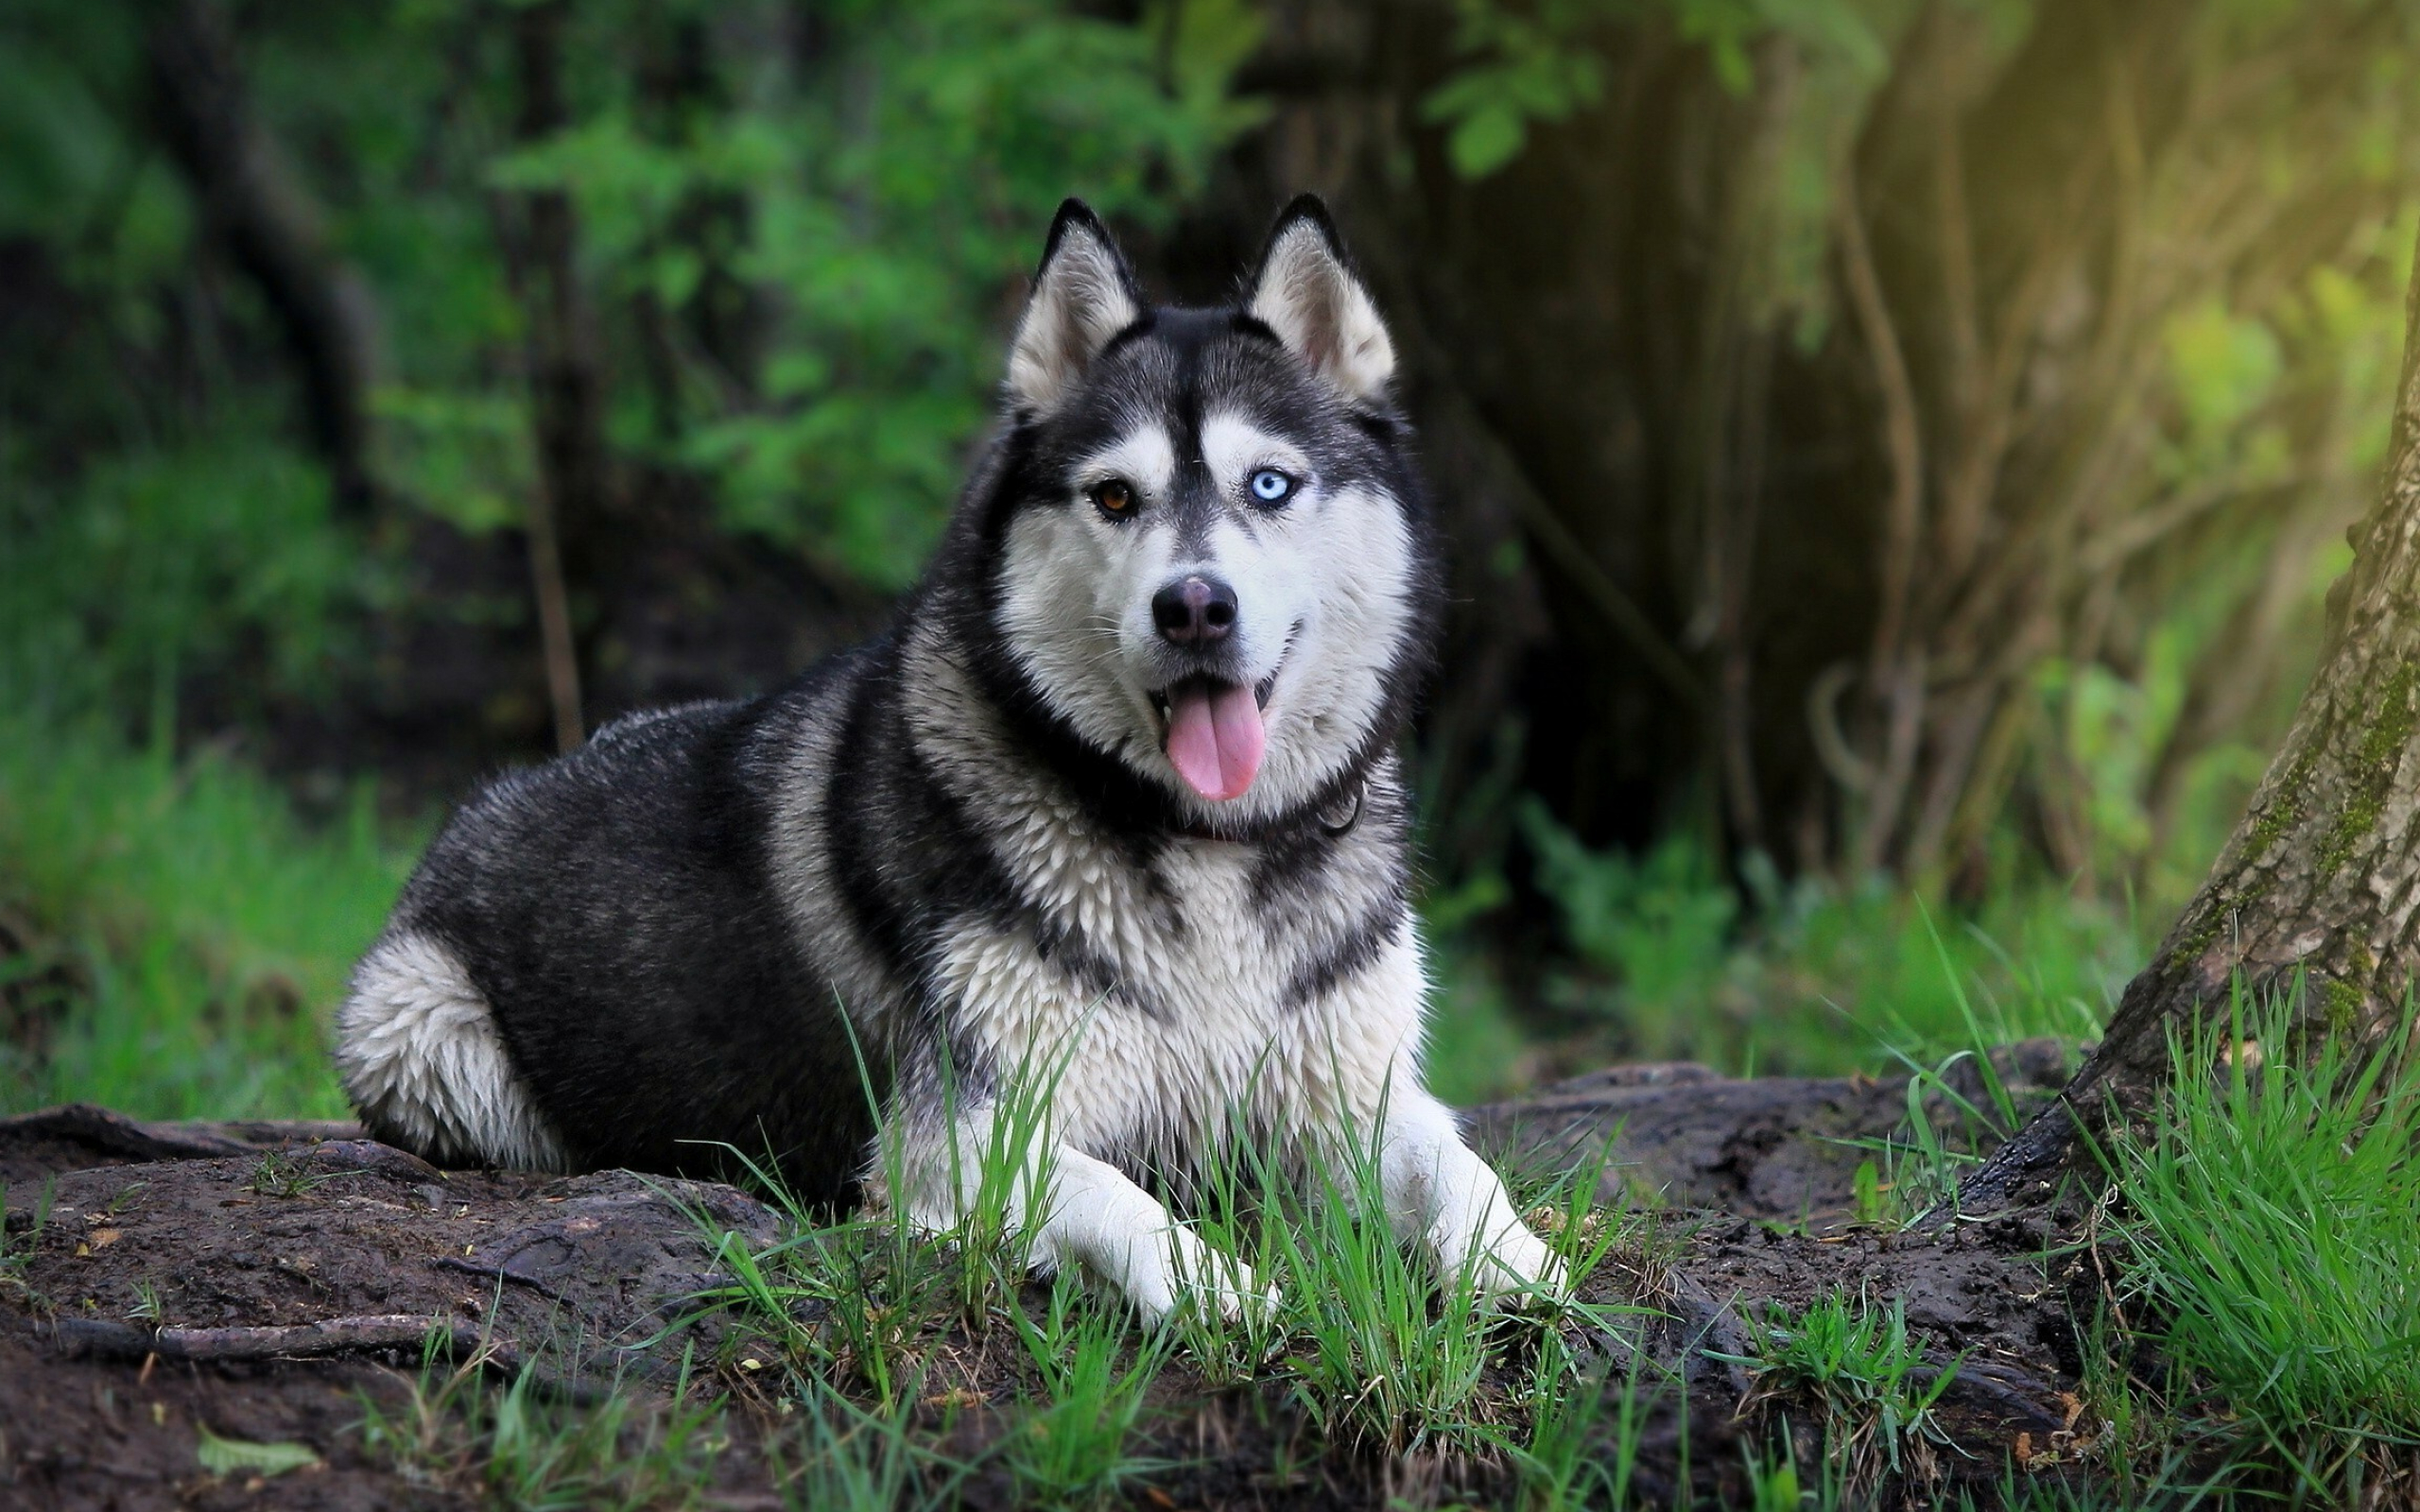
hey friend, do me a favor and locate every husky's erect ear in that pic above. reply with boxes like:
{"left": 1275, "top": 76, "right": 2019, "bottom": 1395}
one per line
{"left": 1006, "top": 199, "right": 1145, "bottom": 414}
{"left": 1244, "top": 196, "right": 1395, "bottom": 401}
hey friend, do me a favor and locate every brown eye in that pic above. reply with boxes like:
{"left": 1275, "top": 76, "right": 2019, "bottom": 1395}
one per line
{"left": 1092, "top": 479, "right": 1136, "bottom": 519}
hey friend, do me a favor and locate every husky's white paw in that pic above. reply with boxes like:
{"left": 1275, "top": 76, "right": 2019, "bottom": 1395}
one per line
{"left": 1186, "top": 1269, "right": 1284, "bottom": 1328}
{"left": 1119, "top": 1226, "right": 1277, "bottom": 1326}
{"left": 1445, "top": 1213, "right": 1566, "bottom": 1311}
{"left": 1166, "top": 1229, "right": 1281, "bottom": 1325}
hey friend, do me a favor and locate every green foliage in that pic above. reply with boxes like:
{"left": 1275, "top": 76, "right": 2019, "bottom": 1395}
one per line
{"left": 1422, "top": 0, "right": 1620, "bottom": 180}
{"left": 1519, "top": 798, "right": 1740, "bottom": 1020}
{"left": 1421, "top": 0, "right": 1897, "bottom": 341}
{"left": 2162, "top": 300, "right": 2288, "bottom": 458}
{"left": 1424, "top": 0, "right": 1894, "bottom": 180}
{"left": 1422, "top": 942, "right": 1538, "bottom": 1105}
{"left": 0, "top": 439, "right": 367, "bottom": 730}
{"left": 0, "top": 9, "right": 189, "bottom": 286}
{"left": 4, "top": 0, "right": 1253, "bottom": 608}
{"left": 457, "top": 0, "right": 1257, "bottom": 588}
{"left": 371, "top": 387, "right": 535, "bottom": 537}
{"left": 0, "top": 716, "right": 412, "bottom": 1119}
{"left": 1507, "top": 801, "right": 2121, "bottom": 1076}
{"left": 2112, "top": 983, "right": 2420, "bottom": 1486}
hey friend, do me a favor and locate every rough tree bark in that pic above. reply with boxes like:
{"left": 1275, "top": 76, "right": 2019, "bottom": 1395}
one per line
{"left": 1962, "top": 221, "right": 2420, "bottom": 1211}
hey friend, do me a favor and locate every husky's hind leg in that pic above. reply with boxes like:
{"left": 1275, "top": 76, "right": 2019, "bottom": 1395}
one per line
{"left": 335, "top": 933, "right": 570, "bottom": 1171}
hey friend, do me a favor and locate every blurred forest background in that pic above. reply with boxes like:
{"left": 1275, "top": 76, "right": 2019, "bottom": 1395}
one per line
{"left": 5, "top": 0, "right": 2417, "bottom": 1120}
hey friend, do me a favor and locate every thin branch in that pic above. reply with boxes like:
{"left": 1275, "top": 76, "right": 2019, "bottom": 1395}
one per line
{"left": 48, "top": 1313, "right": 478, "bottom": 1362}
{"left": 502, "top": 0, "right": 600, "bottom": 753}
{"left": 525, "top": 476, "right": 584, "bottom": 754}
{"left": 1504, "top": 484, "right": 1705, "bottom": 712}
{"left": 2076, "top": 472, "right": 2306, "bottom": 575}
{"left": 1805, "top": 662, "right": 1875, "bottom": 794}
{"left": 1836, "top": 156, "right": 1926, "bottom": 681}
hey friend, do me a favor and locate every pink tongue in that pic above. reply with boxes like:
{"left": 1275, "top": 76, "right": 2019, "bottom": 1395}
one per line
{"left": 1164, "top": 681, "right": 1266, "bottom": 802}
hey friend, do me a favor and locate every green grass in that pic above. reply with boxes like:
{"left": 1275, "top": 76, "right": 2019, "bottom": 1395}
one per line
{"left": 1712, "top": 1290, "right": 1961, "bottom": 1491}
{"left": 2106, "top": 980, "right": 2420, "bottom": 1495}
{"left": 1505, "top": 1331, "right": 1651, "bottom": 1511}
{"left": 1003, "top": 1275, "right": 1173, "bottom": 1506}
{"left": 0, "top": 714, "right": 414, "bottom": 1118}
{"left": 358, "top": 1342, "right": 971, "bottom": 1510}
{"left": 678, "top": 1071, "right": 1650, "bottom": 1505}
{"left": 358, "top": 1342, "right": 748, "bottom": 1510}
{"left": 773, "top": 1385, "right": 952, "bottom": 1512}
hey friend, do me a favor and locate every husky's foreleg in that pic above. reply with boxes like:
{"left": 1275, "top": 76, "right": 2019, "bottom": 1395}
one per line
{"left": 1371, "top": 1084, "right": 1564, "bottom": 1305}
{"left": 1309, "top": 937, "right": 1563, "bottom": 1304}
{"left": 892, "top": 1105, "right": 1266, "bottom": 1323}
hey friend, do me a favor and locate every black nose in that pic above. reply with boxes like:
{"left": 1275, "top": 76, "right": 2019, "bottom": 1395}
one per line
{"left": 1151, "top": 575, "right": 1237, "bottom": 645}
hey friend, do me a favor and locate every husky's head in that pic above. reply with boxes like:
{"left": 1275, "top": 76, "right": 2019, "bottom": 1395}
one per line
{"left": 967, "top": 197, "right": 1440, "bottom": 834}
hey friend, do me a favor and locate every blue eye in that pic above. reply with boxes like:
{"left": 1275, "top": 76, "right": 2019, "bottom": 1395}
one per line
{"left": 1249, "top": 468, "right": 1294, "bottom": 505}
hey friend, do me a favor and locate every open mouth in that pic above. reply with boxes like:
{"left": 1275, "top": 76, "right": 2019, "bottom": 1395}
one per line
{"left": 1148, "top": 667, "right": 1280, "bottom": 804}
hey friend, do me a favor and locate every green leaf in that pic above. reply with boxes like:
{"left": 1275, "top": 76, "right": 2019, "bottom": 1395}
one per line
{"left": 196, "top": 1428, "right": 320, "bottom": 1479}
{"left": 1448, "top": 106, "right": 1528, "bottom": 180}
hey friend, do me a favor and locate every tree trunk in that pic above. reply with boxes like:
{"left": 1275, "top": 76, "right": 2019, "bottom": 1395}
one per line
{"left": 1961, "top": 221, "right": 2420, "bottom": 1211}
{"left": 146, "top": 0, "right": 382, "bottom": 515}
{"left": 502, "top": 0, "right": 606, "bottom": 754}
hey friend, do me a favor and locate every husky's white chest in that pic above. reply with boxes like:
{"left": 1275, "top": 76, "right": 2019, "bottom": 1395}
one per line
{"left": 933, "top": 811, "right": 1424, "bottom": 1160}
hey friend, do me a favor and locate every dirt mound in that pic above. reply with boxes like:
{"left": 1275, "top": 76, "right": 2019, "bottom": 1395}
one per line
{"left": 2, "top": 1116, "right": 777, "bottom": 1507}
{"left": 1464, "top": 1040, "right": 2072, "bottom": 1215}
{"left": 0, "top": 1064, "right": 2086, "bottom": 1508}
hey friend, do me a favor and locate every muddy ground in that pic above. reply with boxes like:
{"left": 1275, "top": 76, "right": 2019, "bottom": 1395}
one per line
{"left": 1, "top": 1055, "right": 2100, "bottom": 1510}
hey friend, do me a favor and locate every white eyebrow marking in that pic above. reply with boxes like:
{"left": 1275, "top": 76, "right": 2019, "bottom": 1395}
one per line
{"left": 1200, "top": 412, "right": 1310, "bottom": 496}
{"left": 1074, "top": 424, "right": 1178, "bottom": 500}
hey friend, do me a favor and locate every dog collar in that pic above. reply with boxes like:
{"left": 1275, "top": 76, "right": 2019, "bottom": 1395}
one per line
{"left": 1174, "top": 776, "right": 1363, "bottom": 843}
{"left": 1317, "top": 781, "right": 1363, "bottom": 837}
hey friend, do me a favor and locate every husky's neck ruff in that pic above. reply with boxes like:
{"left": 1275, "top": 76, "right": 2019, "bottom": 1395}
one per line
{"left": 920, "top": 198, "right": 1442, "bottom": 849}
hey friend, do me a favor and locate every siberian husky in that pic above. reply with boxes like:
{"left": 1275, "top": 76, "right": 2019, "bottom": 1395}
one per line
{"left": 335, "top": 197, "right": 1559, "bottom": 1318}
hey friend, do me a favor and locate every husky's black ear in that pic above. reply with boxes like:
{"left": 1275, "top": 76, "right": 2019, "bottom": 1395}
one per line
{"left": 1006, "top": 199, "right": 1145, "bottom": 414}
{"left": 1244, "top": 196, "right": 1395, "bottom": 401}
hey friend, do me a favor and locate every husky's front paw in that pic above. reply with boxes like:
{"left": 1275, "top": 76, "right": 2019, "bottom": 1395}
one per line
{"left": 1115, "top": 1225, "right": 1277, "bottom": 1325}
{"left": 1440, "top": 1211, "right": 1565, "bottom": 1311}
{"left": 1166, "top": 1228, "right": 1281, "bottom": 1325}
{"left": 1478, "top": 1219, "right": 1566, "bottom": 1308}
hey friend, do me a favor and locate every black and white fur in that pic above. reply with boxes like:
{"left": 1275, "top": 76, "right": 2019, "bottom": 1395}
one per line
{"left": 336, "top": 198, "right": 1557, "bottom": 1318}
